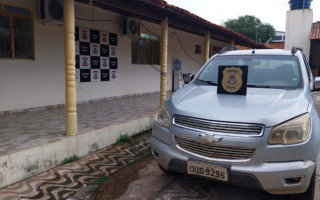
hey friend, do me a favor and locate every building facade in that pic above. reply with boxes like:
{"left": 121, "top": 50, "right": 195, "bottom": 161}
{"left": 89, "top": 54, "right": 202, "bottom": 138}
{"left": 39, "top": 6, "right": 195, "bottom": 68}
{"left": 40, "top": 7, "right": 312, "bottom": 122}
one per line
{"left": 0, "top": 0, "right": 267, "bottom": 115}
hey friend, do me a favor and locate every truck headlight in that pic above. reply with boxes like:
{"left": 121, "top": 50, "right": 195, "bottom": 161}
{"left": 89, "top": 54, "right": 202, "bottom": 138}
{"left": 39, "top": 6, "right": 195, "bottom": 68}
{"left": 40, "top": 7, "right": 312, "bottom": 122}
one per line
{"left": 154, "top": 103, "right": 170, "bottom": 128}
{"left": 268, "top": 113, "right": 311, "bottom": 145}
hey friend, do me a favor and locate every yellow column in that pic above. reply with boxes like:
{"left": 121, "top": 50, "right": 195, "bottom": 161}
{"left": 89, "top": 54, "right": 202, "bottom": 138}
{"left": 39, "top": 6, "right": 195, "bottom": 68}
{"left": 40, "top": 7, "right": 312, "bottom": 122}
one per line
{"left": 64, "top": 0, "right": 77, "bottom": 136}
{"left": 160, "top": 17, "right": 168, "bottom": 104}
{"left": 204, "top": 31, "right": 210, "bottom": 63}
{"left": 230, "top": 39, "right": 235, "bottom": 46}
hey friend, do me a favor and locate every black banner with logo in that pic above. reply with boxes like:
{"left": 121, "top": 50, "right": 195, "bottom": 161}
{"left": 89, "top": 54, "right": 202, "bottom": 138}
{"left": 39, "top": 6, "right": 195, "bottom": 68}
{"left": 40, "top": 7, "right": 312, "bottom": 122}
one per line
{"left": 217, "top": 65, "right": 248, "bottom": 95}
{"left": 75, "top": 27, "right": 118, "bottom": 82}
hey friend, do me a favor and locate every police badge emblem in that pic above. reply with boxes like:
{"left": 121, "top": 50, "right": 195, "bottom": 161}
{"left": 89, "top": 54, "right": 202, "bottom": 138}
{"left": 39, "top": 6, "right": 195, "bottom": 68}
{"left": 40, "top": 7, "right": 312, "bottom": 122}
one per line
{"left": 217, "top": 66, "right": 248, "bottom": 95}
{"left": 222, "top": 67, "right": 243, "bottom": 93}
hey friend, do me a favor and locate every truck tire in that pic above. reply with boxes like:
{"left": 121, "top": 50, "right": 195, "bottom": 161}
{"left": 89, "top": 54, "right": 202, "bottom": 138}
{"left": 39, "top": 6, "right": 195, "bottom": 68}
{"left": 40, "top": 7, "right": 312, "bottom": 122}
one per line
{"left": 299, "top": 167, "right": 316, "bottom": 200}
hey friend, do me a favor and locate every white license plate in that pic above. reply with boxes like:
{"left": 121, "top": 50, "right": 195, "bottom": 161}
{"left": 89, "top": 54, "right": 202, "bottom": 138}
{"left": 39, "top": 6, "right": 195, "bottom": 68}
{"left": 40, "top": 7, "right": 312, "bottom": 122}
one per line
{"left": 187, "top": 161, "right": 228, "bottom": 181}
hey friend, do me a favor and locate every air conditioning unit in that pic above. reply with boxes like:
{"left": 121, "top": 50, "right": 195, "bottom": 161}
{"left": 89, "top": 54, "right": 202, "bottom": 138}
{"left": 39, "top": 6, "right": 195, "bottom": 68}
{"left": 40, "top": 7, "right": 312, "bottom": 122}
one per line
{"left": 121, "top": 17, "right": 140, "bottom": 38}
{"left": 39, "top": 0, "right": 63, "bottom": 24}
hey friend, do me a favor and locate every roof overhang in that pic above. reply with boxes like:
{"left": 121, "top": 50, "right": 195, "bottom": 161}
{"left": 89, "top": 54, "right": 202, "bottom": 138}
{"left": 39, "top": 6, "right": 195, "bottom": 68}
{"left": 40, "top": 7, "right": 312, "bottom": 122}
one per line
{"left": 75, "top": 0, "right": 268, "bottom": 49}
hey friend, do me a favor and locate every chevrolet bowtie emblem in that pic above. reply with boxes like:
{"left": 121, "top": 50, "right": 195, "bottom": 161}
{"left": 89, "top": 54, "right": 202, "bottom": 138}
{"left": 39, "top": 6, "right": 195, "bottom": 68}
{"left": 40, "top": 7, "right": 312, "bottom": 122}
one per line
{"left": 199, "top": 133, "right": 222, "bottom": 143}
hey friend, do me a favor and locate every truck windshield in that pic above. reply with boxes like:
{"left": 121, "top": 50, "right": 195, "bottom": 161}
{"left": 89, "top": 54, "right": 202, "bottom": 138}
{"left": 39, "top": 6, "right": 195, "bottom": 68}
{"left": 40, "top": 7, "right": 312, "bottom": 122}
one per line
{"left": 197, "top": 55, "right": 302, "bottom": 89}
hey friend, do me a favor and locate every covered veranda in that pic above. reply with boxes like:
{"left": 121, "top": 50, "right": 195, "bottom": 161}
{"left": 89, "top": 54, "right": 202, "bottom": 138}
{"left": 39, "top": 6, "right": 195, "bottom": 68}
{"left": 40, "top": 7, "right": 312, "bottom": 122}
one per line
{"left": 0, "top": 92, "right": 165, "bottom": 188}
{"left": 0, "top": 0, "right": 268, "bottom": 188}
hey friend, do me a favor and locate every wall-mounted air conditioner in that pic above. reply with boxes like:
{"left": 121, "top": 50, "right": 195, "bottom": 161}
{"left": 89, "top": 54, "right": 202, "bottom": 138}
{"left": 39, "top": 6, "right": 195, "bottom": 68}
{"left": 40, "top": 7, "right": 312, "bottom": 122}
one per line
{"left": 121, "top": 17, "right": 140, "bottom": 38}
{"left": 39, "top": 0, "right": 63, "bottom": 25}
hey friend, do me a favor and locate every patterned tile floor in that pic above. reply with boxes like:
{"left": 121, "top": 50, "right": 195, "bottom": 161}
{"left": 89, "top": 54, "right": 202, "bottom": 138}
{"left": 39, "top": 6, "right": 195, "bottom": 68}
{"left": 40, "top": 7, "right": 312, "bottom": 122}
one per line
{"left": 0, "top": 132, "right": 152, "bottom": 200}
{"left": 0, "top": 93, "right": 162, "bottom": 156}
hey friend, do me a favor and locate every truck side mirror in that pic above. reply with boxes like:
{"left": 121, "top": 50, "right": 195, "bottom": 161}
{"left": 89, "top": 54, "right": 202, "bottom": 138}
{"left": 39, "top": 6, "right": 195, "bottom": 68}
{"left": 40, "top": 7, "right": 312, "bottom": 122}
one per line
{"left": 314, "top": 77, "right": 320, "bottom": 91}
{"left": 183, "top": 73, "right": 194, "bottom": 84}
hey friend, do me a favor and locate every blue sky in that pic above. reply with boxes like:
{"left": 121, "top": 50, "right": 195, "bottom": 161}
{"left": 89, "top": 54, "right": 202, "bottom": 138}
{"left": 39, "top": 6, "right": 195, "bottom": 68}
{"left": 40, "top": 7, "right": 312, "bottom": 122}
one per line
{"left": 165, "top": 0, "right": 320, "bottom": 32}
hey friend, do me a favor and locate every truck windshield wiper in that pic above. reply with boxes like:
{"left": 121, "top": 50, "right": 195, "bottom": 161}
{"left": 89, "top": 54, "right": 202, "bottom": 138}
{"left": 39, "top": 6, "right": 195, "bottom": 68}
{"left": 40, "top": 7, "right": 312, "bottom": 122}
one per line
{"left": 197, "top": 79, "right": 218, "bottom": 86}
{"left": 197, "top": 80, "right": 270, "bottom": 88}
{"left": 247, "top": 84, "right": 270, "bottom": 88}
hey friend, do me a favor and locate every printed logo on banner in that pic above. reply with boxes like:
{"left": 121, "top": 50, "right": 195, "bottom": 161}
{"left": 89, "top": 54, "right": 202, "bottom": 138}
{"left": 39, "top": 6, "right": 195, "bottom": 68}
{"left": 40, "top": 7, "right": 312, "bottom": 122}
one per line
{"left": 91, "top": 56, "right": 100, "bottom": 69}
{"left": 91, "top": 69, "right": 101, "bottom": 82}
{"left": 80, "top": 56, "right": 91, "bottom": 69}
{"left": 109, "top": 46, "right": 117, "bottom": 57}
{"left": 90, "top": 43, "right": 100, "bottom": 56}
{"left": 100, "top": 44, "right": 109, "bottom": 57}
{"left": 75, "top": 26, "right": 117, "bottom": 83}
{"left": 110, "top": 70, "right": 118, "bottom": 81}
{"left": 110, "top": 57, "right": 118, "bottom": 69}
{"left": 76, "top": 55, "right": 80, "bottom": 69}
{"left": 80, "top": 69, "right": 91, "bottom": 82}
{"left": 79, "top": 42, "right": 90, "bottom": 55}
{"left": 100, "top": 57, "right": 109, "bottom": 69}
{"left": 90, "top": 29, "right": 100, "bottom": 43}
{"left": 76, "top": 69, "right": 80, "bottom": 83}
{"left": 75, "top": 41, "right": 79, "bottom": 55}
{"left": 79, "top": 28, "right": 90, "bottom": 42}
{"left": 100, "top": 32, "right": 109, "bottom": 45}
{"left": 217, "top": 65, "right": 248, "bottom": 95}
{"left": 101, "top": 69, "right": 110, "bottom": 81}
{"left": 109, "top": 33, "right": 117, "bottom": 46}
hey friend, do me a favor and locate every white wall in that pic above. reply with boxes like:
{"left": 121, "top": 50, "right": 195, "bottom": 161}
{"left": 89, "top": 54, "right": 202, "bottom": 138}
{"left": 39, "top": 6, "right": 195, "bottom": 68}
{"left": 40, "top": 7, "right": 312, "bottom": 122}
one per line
{"left": 285, "top": 9, "right": 313, "bottom": 59}
{"left": 74, "top": 4, "right": 161, "bottom": 101}
{"left": 0, "top": 0, "right": 65, "bottom": 112}
{"left": 0, "top": 1, "right": 228, "bottom": 112}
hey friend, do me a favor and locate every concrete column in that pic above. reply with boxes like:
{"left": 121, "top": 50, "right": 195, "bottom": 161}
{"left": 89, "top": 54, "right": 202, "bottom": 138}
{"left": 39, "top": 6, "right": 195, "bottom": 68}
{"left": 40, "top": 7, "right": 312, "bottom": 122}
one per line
{"left": 64, "top": 0, "right": 77, "bottom": 136}
{"left": 160, "top": 17, "right": 168, "bottom": 104}
{"left": 204, "top": 31, "right": 210, "bottom": 63}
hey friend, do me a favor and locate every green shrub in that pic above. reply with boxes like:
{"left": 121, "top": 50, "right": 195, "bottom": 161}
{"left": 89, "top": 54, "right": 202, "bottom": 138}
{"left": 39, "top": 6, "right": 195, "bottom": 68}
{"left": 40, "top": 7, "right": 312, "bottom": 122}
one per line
{"left": 90, "top": 176, "right": 108, "bottom": 185}
{"left": 116, "top": 133, "right": 131, "bottom": 144}
{"left": 61, "top": 155, "right": 78, "bottom": 164}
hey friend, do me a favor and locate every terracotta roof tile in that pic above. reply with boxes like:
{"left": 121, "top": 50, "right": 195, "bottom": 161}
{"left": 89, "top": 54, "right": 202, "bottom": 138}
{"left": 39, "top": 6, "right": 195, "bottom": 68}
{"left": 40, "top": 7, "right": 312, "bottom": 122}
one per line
{"left": 160, "top": 0, "right": 268, "bottom": 48}
{"left": 310, "top": 21, "right": 320, "bottom": 40}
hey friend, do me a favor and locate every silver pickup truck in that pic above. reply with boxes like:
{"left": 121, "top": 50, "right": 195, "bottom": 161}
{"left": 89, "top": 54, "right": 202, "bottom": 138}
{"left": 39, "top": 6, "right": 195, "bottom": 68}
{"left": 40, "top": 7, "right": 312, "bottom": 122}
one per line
{"left": 151, "top": 47, "right": 320, "bottom": 199}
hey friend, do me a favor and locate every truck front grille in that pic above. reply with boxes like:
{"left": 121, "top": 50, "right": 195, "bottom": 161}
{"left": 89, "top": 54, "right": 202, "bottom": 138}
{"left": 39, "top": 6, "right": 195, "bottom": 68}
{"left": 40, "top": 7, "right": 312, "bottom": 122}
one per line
{"left": 175, "top": 135, "right": 255, "bottom": 160}
{"left": 173, "top": 115, "right": 263, "bottom": 136}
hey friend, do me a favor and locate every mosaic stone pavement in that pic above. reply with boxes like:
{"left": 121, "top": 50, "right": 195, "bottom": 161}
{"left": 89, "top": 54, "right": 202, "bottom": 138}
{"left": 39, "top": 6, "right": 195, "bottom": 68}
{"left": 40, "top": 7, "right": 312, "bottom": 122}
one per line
{"left": 0, "top": 133, "right": 151, "bottom": 200}
{"left": 0, "top": 93, "right": 161, "bottom": 156}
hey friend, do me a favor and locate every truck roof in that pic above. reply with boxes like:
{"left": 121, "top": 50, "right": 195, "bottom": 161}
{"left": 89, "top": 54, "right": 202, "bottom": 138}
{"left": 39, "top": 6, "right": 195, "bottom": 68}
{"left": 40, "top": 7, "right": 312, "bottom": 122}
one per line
{"left": 219, "top": 49, "right": 297, "bottom": 56}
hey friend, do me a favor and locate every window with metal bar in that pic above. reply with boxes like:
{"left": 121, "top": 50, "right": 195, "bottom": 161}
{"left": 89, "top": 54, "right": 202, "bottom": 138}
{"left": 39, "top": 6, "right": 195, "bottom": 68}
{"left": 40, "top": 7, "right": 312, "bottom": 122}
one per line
{"left": 131, "top": 33, "right": 160, "bottom": 65}
{"left": 0, "top": 3, "right": 34, "bottom": 59}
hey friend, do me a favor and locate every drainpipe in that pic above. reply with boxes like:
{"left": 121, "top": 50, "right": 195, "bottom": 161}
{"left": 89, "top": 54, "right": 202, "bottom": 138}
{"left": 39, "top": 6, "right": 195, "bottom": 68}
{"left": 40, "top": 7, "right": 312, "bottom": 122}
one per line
{"left": 64, "top": 0, "right": 78, "bottom": 136}
{"left": 160, "top": 17, "right": 168, "bottom": 105}
{"left": 204, "top": 31, "right": 210, "bottom": 63}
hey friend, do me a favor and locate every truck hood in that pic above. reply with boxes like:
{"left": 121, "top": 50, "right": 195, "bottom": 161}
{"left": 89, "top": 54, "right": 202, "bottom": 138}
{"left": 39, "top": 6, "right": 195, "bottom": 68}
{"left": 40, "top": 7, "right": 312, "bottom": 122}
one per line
{"left": 167, "top": 84, "right": 310, "bottom": 127}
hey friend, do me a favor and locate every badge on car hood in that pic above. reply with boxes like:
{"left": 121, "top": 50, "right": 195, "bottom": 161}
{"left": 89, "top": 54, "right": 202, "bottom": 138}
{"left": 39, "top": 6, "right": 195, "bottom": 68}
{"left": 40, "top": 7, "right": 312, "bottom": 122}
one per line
{"left": 217, "top": 65, "right": 248, "bottom": 95}
{"left": 199, "top": 133, "right": 222, "bottom": 143}
{"left": 222, "top": 67, "right": 243, "bottom": 93}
